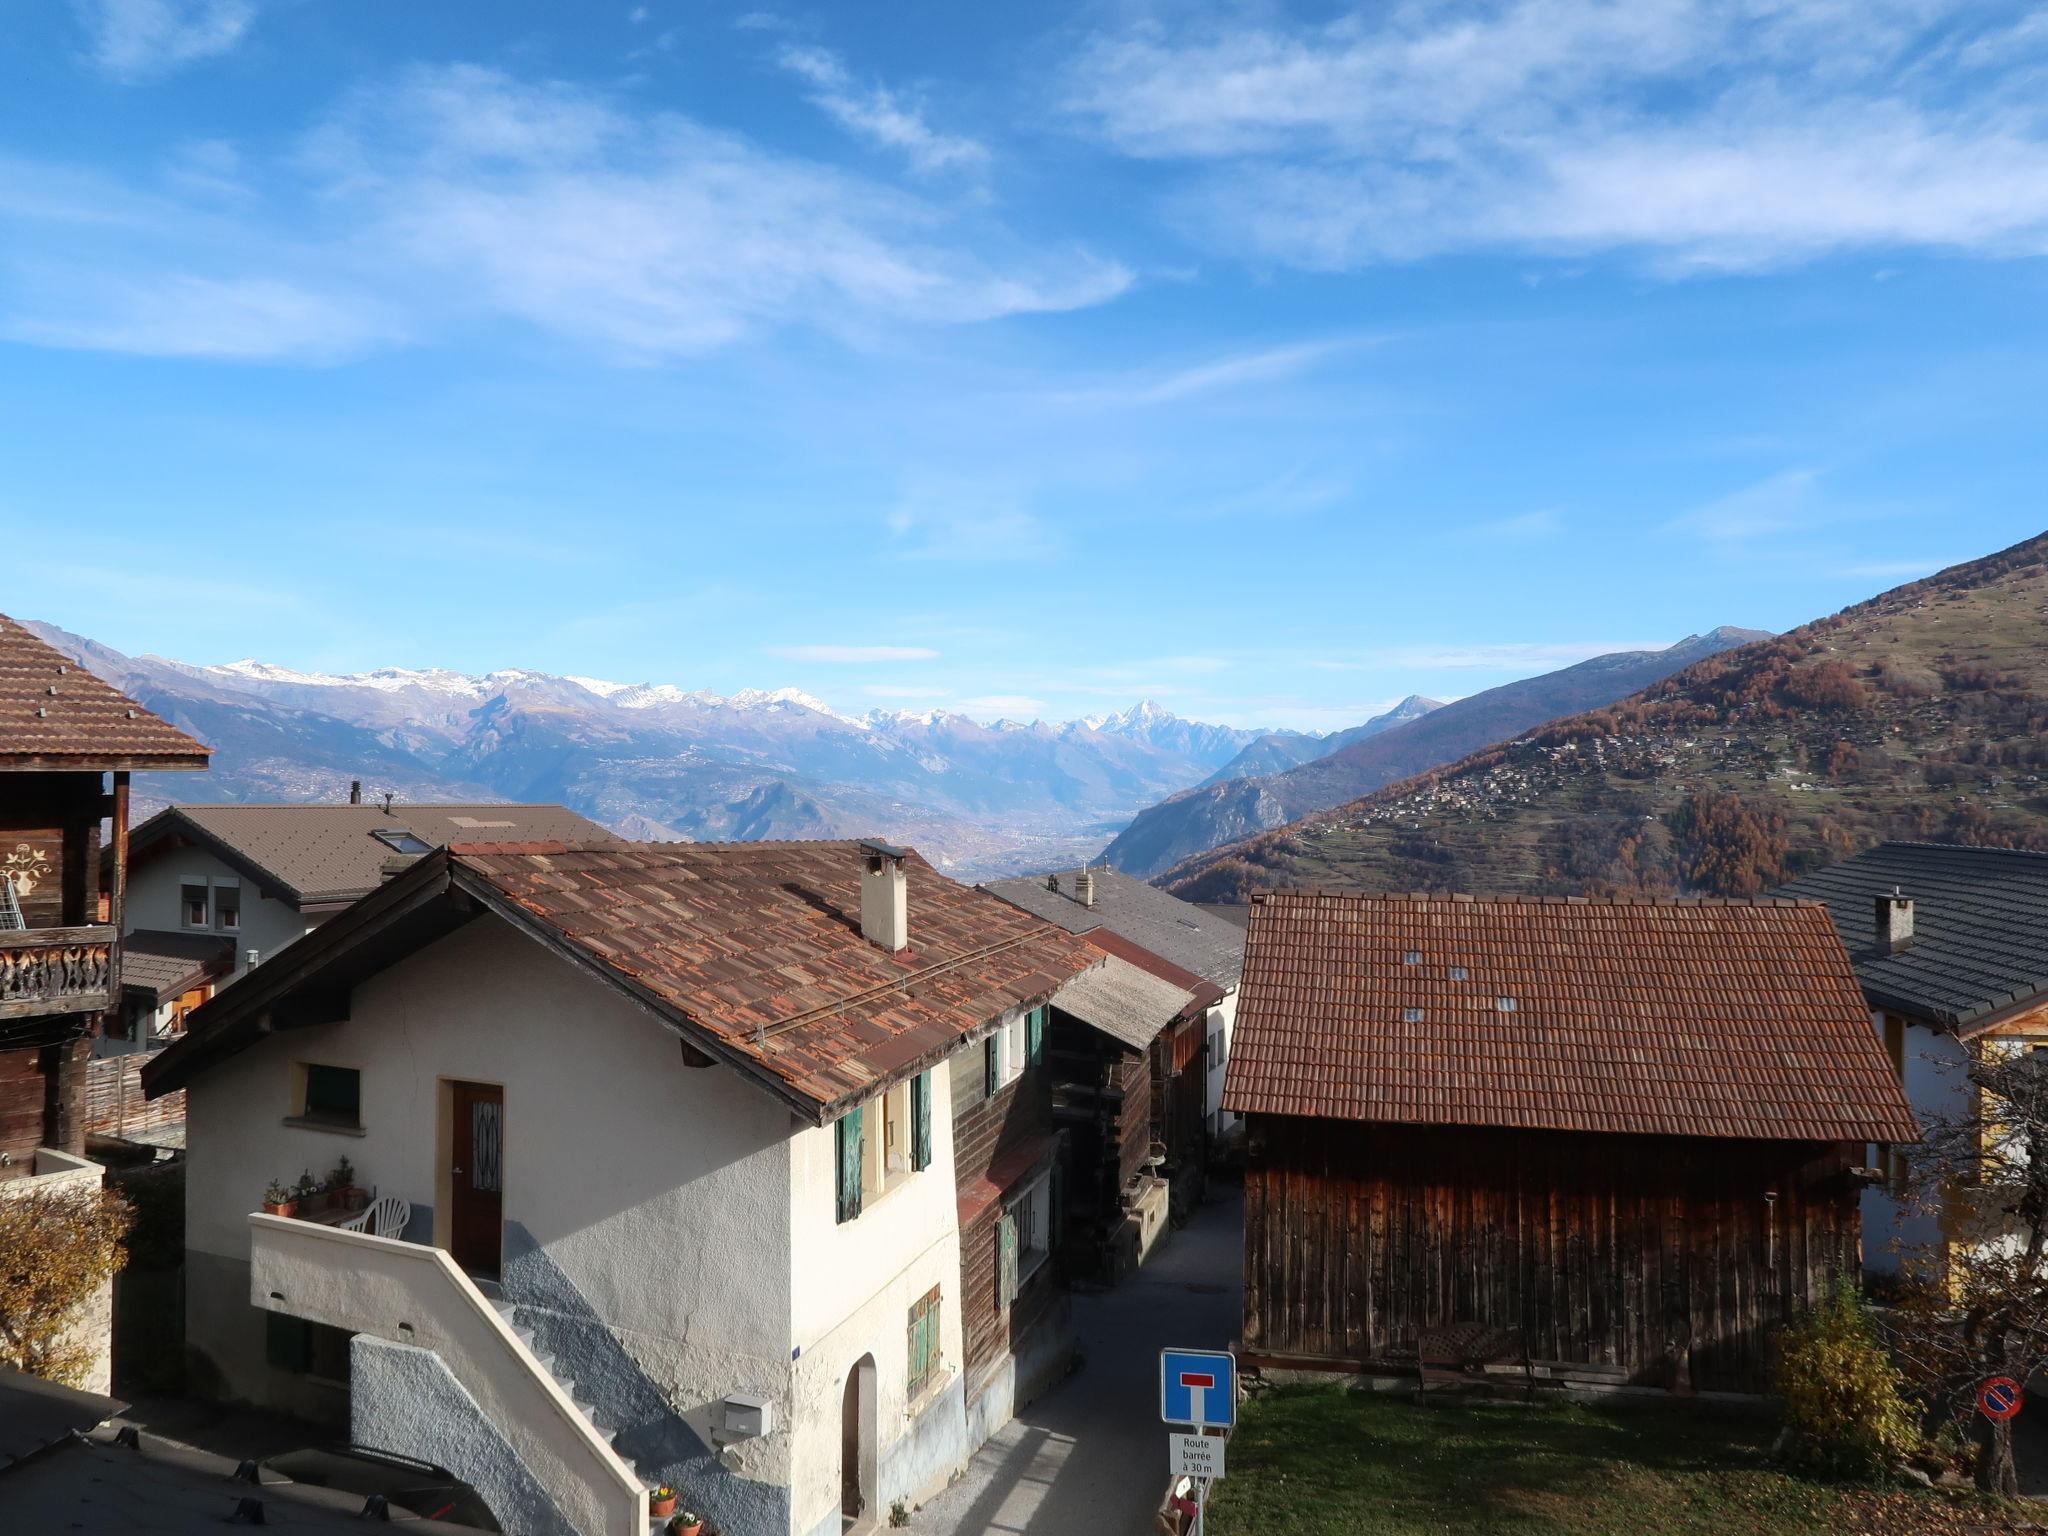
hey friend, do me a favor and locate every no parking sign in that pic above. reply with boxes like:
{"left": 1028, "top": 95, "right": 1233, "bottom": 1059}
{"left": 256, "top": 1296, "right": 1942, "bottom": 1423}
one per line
{"left": 1980, "top": 1376, "right": 2023, "bottom": 1422}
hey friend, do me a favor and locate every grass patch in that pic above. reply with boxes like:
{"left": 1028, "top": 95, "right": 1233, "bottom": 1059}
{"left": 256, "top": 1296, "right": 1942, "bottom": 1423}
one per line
{"left": 1203, "top": 1386, "right": 2027, "bottom": 1535}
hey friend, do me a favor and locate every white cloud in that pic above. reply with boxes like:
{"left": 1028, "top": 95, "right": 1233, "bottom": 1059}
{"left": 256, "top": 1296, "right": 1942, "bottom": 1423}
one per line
{"left": 76, "top": 0, "right": 258, "bottom": 79}
{"left": 764, "top": 644, "right": 941, "bottom": 663}
{"left": 883, "top": 479, "right": 1063, "bottom": 562}
{"left": 955, "top": 694, "right": 1046, "bottom": 717}
{"left": 0, "top": 64, "right": 1130, "bottom": 363}
{"left": 775, "top": 44, "right": 989, "bottom": 174}
{"left": 1665, "top": 467, "right": 1821, "bottom": 543}
{"left": 1052, "top": 337, "right": 1364, "bottom": 408}
{"left": 1063, "top": 1, "right": 2048, "bottom": 271}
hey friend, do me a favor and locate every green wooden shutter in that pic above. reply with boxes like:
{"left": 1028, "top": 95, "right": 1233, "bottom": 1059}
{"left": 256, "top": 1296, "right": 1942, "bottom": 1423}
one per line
{"left": 911, "top": 1070, "right": 932, "bottom": 1171}
{"left": 985, "top": 1035, "right": 1000, "bottom": 1098}
{"left": 997, "top": 1211, "right": 1019, "bottom": 1309}
{"left": 835, "top": 1105, "right": 864, "bottom": 1224}
{"left": 1026, "top": 1006, "right": 1045, "bottom": 1067}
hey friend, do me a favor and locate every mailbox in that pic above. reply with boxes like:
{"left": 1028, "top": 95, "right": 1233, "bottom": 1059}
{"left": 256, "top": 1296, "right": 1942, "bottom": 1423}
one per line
{"left": 719, "top": 1393, "right": 774, "bottom": 1442}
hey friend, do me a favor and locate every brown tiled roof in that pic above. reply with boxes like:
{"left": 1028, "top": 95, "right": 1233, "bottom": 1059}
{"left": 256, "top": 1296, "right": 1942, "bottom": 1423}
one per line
{"left": 0, "top": 615, "right": 209, "bottom": 770}
{"left": 120, "top": 929, "right": 236, "bottom": 1005}
{"left": 451, "top": 841, "right": 1098, "bottom": 1120}
{"left": 1223, "top": 890, "right": 1919, "bottom": 1143}
{"left": 131, "top": 802, "right": 620, "bottom": 907}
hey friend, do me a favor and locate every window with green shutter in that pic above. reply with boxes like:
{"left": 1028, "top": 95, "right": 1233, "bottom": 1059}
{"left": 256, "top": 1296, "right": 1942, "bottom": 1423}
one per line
{"left": 997, "top": 1211, "right": 1019, "bottom": 1309}
{"left": 907, "top": 1285, "right": 941, "bottom": 1399}
{"left": 910, "top": 1070, "right": 932, "bottom": 1171}
{"left": 835, "top": 1105, "right": 865, "bottom": 1224}
{"left": 1026, "top": 1006, "right": 1045, "bottom": 1067}
{"left": 984, "top": 1034, "right": 1000, "bottom": 1098}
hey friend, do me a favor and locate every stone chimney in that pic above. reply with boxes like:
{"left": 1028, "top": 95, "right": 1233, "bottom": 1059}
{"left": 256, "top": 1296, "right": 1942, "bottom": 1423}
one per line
{"left": 860, "top": 840, "right": 910, "bottom": 953}
{"left": 1876, "top": 887, "right": 1914, "bottom": 955}
{"left": 1075, "top": 865, "right": 1096, "bottom": 909}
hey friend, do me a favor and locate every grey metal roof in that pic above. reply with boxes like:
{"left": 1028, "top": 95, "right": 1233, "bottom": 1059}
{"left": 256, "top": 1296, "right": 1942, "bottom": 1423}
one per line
{"left": 1050, "top": 952, "right": 1195, "bottom": 1052}
{"left": 129, "top": 802, "right": 621, "bottom": 907}
{"left": 981, "top": 866, "right": 1243, "bottom": 989}
{"left": 1771, "top": 842, "right": 2048, "bottom": 1032}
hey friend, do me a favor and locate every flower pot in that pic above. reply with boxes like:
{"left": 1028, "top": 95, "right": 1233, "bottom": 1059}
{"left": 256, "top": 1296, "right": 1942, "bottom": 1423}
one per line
{"left": 667, "top": 1522, "right": 702, "bottom": 1536}
{"left": 263, "top": 1200, "right": 297, "bottom": 1218}
{"left": 649, "top": 1492, "right": 676, "bottom": 1517}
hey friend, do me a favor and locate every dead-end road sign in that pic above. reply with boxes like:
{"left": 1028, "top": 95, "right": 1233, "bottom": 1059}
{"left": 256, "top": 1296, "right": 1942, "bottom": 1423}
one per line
{"left": 1161, "top": 1348, "right": 1236, "bottom": 1430}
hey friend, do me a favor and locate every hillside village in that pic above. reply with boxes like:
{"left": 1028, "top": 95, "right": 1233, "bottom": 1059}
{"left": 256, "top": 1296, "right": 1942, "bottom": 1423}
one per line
{"left": 7, "top": 532, "right": 2048, "bottom": 1535}
{"left": 10, "top": 5, "right": 2048, "bottom": 1533}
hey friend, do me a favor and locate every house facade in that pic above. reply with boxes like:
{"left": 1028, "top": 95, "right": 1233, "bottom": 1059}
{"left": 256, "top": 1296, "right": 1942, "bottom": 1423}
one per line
{"left": 984, "top": 865, "right": 1244, "bottom": 1155}
{"left": 1226, "top": 890, "right": 1919, "bottom": 1395}
{"left": 145, "top": 838, "right": 1095, "bottom": 1536}
{"left": 0, "top": 613, "right": 210, "bottom": 1388}
{"left": 1773, "top": 842, "right": 2048, "bottom": 1272}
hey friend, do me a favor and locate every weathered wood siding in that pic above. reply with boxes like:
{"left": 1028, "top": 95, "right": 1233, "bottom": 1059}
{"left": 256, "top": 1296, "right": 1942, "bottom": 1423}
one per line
{"left": 950, "top": 1034, "right": 1055, "bottom": 1379}
{"left": 0, "top": 1046, "right": 46, "bottom": 1173}
{"left": 83, "top": 1051, "right": 184, "bottom": 1140}
{"left": 1242, "top": 1116, "right": 1862, "bottom": 1394}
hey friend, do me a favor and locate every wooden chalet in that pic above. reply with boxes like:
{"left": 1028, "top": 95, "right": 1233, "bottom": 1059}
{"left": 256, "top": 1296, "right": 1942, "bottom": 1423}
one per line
{"left": 1043, "top": 931, "right": 1219, "bottom": 1280}
{"left": 0, "top": 615, "right": 208, "bottom": 1173}
{"left": 1226, "top": 890, "right": 1920, "bottom": 1394}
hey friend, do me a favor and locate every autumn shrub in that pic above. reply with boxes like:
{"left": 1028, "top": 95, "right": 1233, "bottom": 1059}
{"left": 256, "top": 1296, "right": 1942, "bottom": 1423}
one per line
{"left": 1781, "top": 661, "right": 1870, "bottom": 713}
{"left": 1772, "top": 1278, "right": 1918, "bottom": 1475}
{"left": 0, "top": 1183, "right": 134, "bottom": 1385}
{"left": 1666, "top": 791, "right": 1789, "bottom": 896}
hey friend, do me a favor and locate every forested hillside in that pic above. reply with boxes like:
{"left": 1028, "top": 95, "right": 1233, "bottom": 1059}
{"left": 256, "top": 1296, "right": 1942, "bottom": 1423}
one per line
{"left": 1163, "top": 532, "right": 2048, "bottom": 902}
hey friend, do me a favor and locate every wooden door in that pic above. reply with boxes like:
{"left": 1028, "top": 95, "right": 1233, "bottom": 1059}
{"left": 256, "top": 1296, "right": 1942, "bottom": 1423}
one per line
{"left": 449, "top": 1082, "right": 504, "bottom": 1278}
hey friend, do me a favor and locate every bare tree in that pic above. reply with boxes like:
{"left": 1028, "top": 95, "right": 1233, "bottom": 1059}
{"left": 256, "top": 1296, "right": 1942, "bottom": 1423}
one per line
{"left": 1887, "top": 1044, "right": 2048, "bottom": 1494}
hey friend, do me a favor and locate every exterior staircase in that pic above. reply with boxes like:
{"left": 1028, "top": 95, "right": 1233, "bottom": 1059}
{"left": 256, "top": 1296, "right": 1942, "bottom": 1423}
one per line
{"left": 481, "top": 1286, "right": 674, "bottom": 1536}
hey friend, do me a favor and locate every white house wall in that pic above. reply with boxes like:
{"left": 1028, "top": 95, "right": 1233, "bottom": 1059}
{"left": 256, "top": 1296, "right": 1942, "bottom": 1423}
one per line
{"left": 785, "top": 1056, "right": 968, "bottom": 1534}
{"left": 1862, "top": 1015, "right": 1967, "bottom": 1273}
{"left": 1205, "top": 990, "right": 1239, "bottom": 1136}
{"left": 183, "top": 915, "right": 797, "bottom": 1463}
{"left": 124, "top": 844, "right": 314, "bottom": 971}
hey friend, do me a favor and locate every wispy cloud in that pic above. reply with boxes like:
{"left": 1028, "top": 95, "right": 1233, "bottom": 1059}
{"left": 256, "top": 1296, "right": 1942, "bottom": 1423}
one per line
{"left": 764, "top": 644, "right": 940, "bottom": 663}
{"left": 1665, "top": 467, "right": 1821, "bottom": 543}
{"left": 0, "top": 63, "right": 1130, "bottom": 364}
{"left": 1466, "top": 510, "right": 1563, "bottom": 542}
{"left": 1062, "top": 1, "right": 2048, "bottom": 272}
{"left": 774, "top": 44, "right": 989, "bottom": 174}
{"left": 883, "top": 479, "right": 1063, "bottom": 562}
{"left": 75, "top": 0, "right": 258, "bottom": 80}
{"left": 1051, "top": 337, "right": 1366, "bottom": 409}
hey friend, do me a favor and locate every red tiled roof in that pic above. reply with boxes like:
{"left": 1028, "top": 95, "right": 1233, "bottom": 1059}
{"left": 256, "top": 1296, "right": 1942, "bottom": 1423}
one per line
{"left": 1222, "top": 889, "right": 1919, "bottom": 1143}
{"left": 0, "top": 616, "right": 209, "bottom": 770}
{"left": 451, "top": 841, "right": 1098, "bottom": 1120}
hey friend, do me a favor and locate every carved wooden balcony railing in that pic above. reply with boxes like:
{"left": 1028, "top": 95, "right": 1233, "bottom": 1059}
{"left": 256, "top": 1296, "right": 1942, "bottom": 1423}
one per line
{"left": 0, "top": 925, "right": 116, "bottom": 1022}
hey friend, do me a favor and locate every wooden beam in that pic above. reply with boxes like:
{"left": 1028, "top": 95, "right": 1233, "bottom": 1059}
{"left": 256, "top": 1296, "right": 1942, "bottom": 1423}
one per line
{"left": 270, "top": 989, "right": 351, "bottom": 1031}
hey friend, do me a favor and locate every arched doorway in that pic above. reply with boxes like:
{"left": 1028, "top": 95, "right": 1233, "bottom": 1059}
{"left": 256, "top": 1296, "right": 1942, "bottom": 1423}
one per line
{"left": 840, "top": 1353, "right": 877, "bottom": 1529}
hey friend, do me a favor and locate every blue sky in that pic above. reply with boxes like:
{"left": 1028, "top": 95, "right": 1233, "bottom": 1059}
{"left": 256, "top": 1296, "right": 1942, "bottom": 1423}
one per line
{"left": 6, "top": 0, "right": 2047, "bottom": 730}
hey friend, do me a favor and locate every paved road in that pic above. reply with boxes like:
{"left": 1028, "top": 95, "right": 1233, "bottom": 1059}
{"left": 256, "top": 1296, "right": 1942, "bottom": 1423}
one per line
{"left": 916, "top": 1185, "right": 1242, "bottom": 1536}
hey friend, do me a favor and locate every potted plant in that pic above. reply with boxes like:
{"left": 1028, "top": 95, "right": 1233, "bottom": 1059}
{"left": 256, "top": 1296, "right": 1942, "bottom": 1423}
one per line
{"left": 261, "top": 1181, "right": 296, "bottom": 1217}
{"left": 326, "top": 1156, "right": 363, "bottom": 1211}
{"left": 648, "top": 1487, "right": 677, "bottom": 1519}
{"left": 666, "top": 1510, "right": 703, "bottom": 1536}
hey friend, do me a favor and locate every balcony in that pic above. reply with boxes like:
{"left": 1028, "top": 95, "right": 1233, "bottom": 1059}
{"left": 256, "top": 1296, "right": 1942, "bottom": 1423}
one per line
{"left": 0, "top": 925, "right": 116, "bottom": 1024}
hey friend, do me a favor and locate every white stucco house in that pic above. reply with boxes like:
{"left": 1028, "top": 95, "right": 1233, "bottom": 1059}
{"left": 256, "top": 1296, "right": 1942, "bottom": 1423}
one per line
{"left": 1773, "top": 842, "right": 2048, "bottom": 1272}
{"left": 144, "top": 838, "right": 1097, "bottom": 1536}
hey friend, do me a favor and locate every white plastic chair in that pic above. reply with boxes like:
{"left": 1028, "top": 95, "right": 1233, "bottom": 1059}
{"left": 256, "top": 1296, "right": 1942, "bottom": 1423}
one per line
{"left": 338, "top": 1194, "right": 411, "bottom": 1240}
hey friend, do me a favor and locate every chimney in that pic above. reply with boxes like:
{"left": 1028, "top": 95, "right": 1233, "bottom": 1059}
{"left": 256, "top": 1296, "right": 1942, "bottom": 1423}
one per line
{"left": 1074, "top": 865, "right": 1096, "bottom": 909}
{"left": 859, "top": 840, "right": 909, "bottom": 953}
{"left": 349, "top": 779, "right": 362, "bottom": 805}
{"left": 1876, "top": 887, "right": 1914, "bottom": 955}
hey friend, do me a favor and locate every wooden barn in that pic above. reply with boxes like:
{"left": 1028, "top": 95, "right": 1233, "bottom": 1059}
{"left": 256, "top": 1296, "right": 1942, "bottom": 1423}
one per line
{"left": 1043, "top": 931, "right": 1219, "bottom": 1279}
{"left": 1225, "top": 890, "right": 1921, "bottom": 1395}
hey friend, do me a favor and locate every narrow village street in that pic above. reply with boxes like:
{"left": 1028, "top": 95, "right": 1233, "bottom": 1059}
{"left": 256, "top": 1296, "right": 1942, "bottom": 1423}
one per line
{"left": 915, "top": 1186, "right": 1243, "bottom": 1536}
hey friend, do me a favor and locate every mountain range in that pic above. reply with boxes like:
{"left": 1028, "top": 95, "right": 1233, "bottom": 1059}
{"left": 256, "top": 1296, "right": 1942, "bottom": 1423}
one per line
{"left": 1102, "top": 628, "right": 1768, "bottom": 877}
{"left": 23, "top": 622, "right": 1274, "bottom": 879}
{"left": 1158, "top": 532, "right": 2048, "bottom": 903}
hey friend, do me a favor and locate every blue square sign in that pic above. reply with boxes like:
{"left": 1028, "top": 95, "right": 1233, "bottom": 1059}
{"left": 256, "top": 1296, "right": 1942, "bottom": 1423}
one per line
{"left": 1160, "top": 1348, "right": 1236, "bottom": 1429}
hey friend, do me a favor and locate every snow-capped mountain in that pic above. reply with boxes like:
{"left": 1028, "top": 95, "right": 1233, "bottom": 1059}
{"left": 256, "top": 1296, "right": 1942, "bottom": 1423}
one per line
{"left": 29, "top": 624, "right": 1285, "bottom": 878}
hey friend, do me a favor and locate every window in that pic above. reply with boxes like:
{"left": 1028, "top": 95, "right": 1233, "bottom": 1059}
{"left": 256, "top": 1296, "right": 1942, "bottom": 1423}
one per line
{"left": 906, "top": 1285, "right": 941, "bottom": 1400}
{"left": 838, "top": 1071, "right": 934, "bottom": 1224}
{"left": 181, "top": 880, "right": 209, "bottom": 929}
{"left": 214, "top": 882, "right": 241, "bottom": 932}
{"left": 835, "top": 1106, "right": 864, "bottom": 1224}
{"left": 984, "top": 1011, "right": 1037, "bottom": 1098}
{"left": 998, "top": 1173, "right": 1054, "bottom": 1307}
{"left": 266, "top": 1314, "right": 352, "bottom": 1382}
{"left": 1497, "top": 996, "right": 1518, "bottom": 1013}
{"left": 1402, "top": 950, "right": 1422, "bottom": 965}
{"left": 372, "top": 828, "right": 434, "bottom": 855}
{"left": 291, "top": 1062, "right": 362, "bottom": 1131}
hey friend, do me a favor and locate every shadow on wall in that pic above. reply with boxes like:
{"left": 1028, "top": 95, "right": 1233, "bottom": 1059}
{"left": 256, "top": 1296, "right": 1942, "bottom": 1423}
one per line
{"left": 500, "top": 1222, "right": 788, "bottom": 1536}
